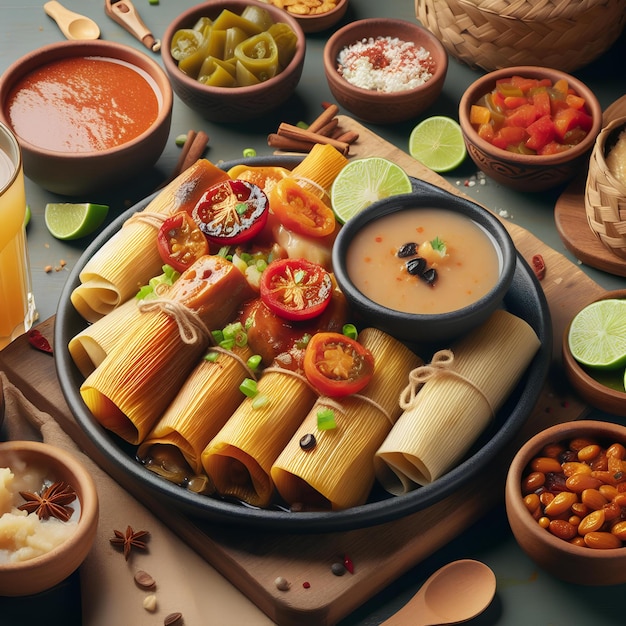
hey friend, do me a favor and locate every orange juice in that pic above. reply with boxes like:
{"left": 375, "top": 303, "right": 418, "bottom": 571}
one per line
{"left": 0, "top": 124, "right": 36, "bottom": 350}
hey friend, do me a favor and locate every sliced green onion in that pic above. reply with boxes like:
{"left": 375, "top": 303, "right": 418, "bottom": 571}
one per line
{"left": 342, "top": 324, "right": 358, "bottom": 340}
{"left": 212, "top": 329, "right": 224, "bottom": 344}
{"left": 243, "top": 148, "right": 257, "bottom": 158}
{"left": 317, "top": 408, "right": 336, "bottom": 430}
{"left": 247, "top": 354, "right": 262, "bottom": 371}
{"left": 219, "top": 338, "right": 235, "bottom": 350}
{"left": 175, "top": 133, "right": 187, "bottom": 147}
{"left": 204, "top": 351, "right": 219, "bottom": 362}
{"left": 296, "top": 121, "right": 309, "bottom": 129}
{"left": 251, "top": 394, "right": 269, "bottom": 409}
{"left": 240, "top": 378, "right": 258, "bottom": 398}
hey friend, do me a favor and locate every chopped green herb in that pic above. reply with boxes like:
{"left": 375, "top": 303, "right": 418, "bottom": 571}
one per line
{"left": 296, "top": 121, "right": 309, "bottom": 129}
{"left": 240, "top": 378, "right": 258, "bottom": 398}
{"left": 243, "top": 148, "right": 257, "bottom": 158}
{"left": 204, "top": 351, "right": 219, "bottom": 362}
{"left": 247, "top": 354, "right": 262, "bottom": 371}
{"left": 294, "top": 269, "right": 305, "bottom": 283}
{"left": 430, "top": 236, "right": 447, "bottom": 256}
{"left": 175, "top": 134, "right": 187, "bottom": 147}
{"left": 317, "top": 408, "right": 336, "bottom": 430}
{"left": 236, "top": 202, "right": 248, "bottom": 215}
{"left": 342, "top": 324, "right": 358, "bottom": 340}
{"left": 136, "top": 264, "right": 180, "bottom": 300}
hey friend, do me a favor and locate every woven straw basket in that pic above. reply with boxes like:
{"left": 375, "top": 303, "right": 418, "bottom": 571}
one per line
{"left": 415, "top": 0, "right": 626, "bottom": 72}
{"left": 585, "top": 117, "right": 626, "bottom": 260}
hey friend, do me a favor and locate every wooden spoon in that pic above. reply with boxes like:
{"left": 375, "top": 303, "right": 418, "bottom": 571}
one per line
{"left": 381, "top": 559, "right": 496, "bottom": 626}
{"left": 44, "top": 1, "right": 100, "bottom": 41}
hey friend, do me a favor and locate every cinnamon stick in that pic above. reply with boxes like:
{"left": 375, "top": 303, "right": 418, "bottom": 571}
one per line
{"left": 277, "top": 123, "right": 349, "bottom": 154}
{"left": 267, "top": 133, "right": 315, "bottom": 153}
{"left": 171, "top": 130, "right": 197, "bottom": 179}
{"left": 307, "top": 103, "right": 340, "bottom": 134}
{"left": 180, "top": 131, "right": 209, "bottom": 172}
{"left": 334, "top": 130, "right": 359, "bottom": 145}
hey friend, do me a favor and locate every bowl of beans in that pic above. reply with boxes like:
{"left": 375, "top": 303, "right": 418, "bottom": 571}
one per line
{"left": 0, "top": 440, "right": 99, "bottom": 596}
{"left": 331, "top": 180, "right": 517, "bottom": 344}
{"left": 162, "top": 0, "right": 306, "bottom": 122}
{"left": 505, "top": 420, "right": 626, "bottom": 586}
{"left": 458, "top": 66, "right": 602, "bottom": 192}
{"left": 322, "top": 18, "right": 448, "bottom": 124}
{"left": 0, "top": 40, "right": 173, "bottom": 196}
{"left": 269, "top": 0, "right": 349, "bottom": 34}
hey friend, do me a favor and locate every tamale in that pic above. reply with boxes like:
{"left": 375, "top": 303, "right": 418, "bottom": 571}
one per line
{"left": 374, "top": 310, "right": 541, "bottom": 493}
{"left": 201, "top": 368, "right": 318, "bottom": 508}
{"left": 80, "top": 255, "right": 253, "bottom": 445}
{"left": 71, "top": 159, "right": 230, "bottom": 322}
{"left": 271, "top": 328, "right": 422, "bottom": 510}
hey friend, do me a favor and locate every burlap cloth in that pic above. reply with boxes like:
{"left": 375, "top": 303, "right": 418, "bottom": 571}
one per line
{"left": 0, "top": 372, "right": 273, "bottom": 625}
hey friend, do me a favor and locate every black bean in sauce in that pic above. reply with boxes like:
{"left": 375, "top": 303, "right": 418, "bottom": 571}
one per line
{"left": 397, "top": 242, "right": 418, "bottom": 258}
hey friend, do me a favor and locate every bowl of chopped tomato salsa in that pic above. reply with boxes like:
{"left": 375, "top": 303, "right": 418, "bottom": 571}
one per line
{"left": 459, "top": 66, "right": 602, "bottom": 192}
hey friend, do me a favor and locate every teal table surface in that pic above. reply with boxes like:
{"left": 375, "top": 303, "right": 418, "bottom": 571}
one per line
{"left": 1, "top": 1, "right": 625, "bottom": 624}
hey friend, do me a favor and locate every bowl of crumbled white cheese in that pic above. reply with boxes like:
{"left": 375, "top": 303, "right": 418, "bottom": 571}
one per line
{"left": 323, "top": 18, "right": 448, "bottom": 124}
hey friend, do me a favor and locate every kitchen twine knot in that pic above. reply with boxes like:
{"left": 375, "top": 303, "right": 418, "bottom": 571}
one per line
{"left": 399, "top": 349, "right": 495, "bottom": 419}
{"left": 137, "top": 298, "right": 210, "bottom": 345}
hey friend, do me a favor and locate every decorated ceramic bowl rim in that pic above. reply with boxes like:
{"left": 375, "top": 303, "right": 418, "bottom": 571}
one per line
{"left": 0, "top": 40, "right": 173, "bottom": 161}
{"left": 459, "top": 65, "right": 602, "bottom": 165}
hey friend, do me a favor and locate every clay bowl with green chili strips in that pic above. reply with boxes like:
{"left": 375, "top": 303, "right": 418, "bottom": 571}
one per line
{"left": 323, "top": 18, "right": 448, "bottom": 124}
{"left": 161, "top": 0, "right": 306, "bottom": 122}
{"left": 54, "top": 155, "right": 551, "bottom": 532}
{"left": 506, "top": 420, "right": 626, "bottom": 586}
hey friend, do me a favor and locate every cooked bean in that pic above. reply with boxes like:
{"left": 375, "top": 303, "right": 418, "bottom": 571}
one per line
{"left": 577, "top": 509, "right": 605, "bottom": 535}
{"left": 581, "top": 488, "right": 609, "bottom": 510}
{"left": 549, "top": 519, "right": 577, "bottom": 540}
{"left": 530, "top": 456, "right": 562, "bottom": 474}
{"left": 583, "top": 531, "right": 622, "bottom": 550}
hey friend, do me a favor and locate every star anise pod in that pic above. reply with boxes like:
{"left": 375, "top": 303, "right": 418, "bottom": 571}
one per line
{"left": 110, "top": 525, "right": 150, "bottom": 561}
{"left": 18, "top": 481, "right": 77, "bottom": 522}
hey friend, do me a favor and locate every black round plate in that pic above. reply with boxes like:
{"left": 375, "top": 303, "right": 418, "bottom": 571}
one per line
{"left": 54, "top": 157, "right": 552, "bottom": 533}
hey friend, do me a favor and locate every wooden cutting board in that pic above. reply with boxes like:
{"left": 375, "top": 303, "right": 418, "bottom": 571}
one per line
{"left": 554, "top": 96, "right": 626, "bottom": 277}
{"left": 0, "top": 117, "right": 605, "bottom": 626}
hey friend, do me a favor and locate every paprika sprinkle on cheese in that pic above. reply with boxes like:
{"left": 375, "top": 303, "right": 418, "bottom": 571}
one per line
{"left": 337, "top": 37, "right": 434, "bottom": 93}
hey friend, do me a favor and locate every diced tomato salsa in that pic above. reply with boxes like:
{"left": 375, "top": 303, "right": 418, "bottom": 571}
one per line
{"left": 469, "top": 76, "right": 594, "bottom": 155}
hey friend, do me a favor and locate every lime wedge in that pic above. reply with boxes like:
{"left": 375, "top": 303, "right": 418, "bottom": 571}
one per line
{"left": 44, "top": 202, "right": 109, "bottom": 240}
{"left": 330, "top": 157, "right": 412, "bottom": 224}
{"left": 568, "top": 299, "right": 626, "bottom": 369}
{"left": 409, "top": 116, "right": 467, "bottom": 173}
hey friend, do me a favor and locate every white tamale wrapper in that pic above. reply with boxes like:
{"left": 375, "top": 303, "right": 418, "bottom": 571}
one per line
{"left": 374, "top": 309, "right": 540, "bottom": 493}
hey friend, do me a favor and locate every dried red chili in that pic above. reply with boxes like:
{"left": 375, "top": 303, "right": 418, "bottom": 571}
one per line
{"left": 531, "top": 254, "right": 546, "bottom": 280}
{"left": 27, "top": 330, "right": 53, "bottom": 355}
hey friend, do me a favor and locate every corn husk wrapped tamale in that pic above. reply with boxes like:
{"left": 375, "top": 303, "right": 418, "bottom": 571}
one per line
{"left": 374, "top": 310, "right": 540, "bottom": 493}
{"left": 137, "top": 344, "right": 254, "bottom": 475}
{"left": 80, "top": 255, "right": 253, "bottom": 445}
{"left": 71, "top": 160, "right": 230, "bottom": 322}
{"left": 201, "top": 368, "right": 318, "bottom": 508}
{"left": 271, "top": 328, "right": 423, "bottom": 510}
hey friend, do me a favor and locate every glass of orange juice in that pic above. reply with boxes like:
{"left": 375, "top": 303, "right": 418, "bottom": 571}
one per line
{"left": 0, "top": 121, "right": 36, "bottom": 350}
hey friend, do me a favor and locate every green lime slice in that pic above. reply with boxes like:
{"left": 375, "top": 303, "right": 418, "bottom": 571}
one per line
{"left": 330, "top": 157, "right": 412, "bottom": 224}
{"left": 44, "top": 202, "right": 109, "bottom": 240}
{"left": 409, "top": 116, "right": 467, "bottom": 173}
{"left": 568, "top": 299, "right": 626, "bottom": 369}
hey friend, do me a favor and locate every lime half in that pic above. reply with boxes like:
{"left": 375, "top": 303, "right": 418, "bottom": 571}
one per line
{"left": 568, "top": 299, "right": 626, "bottom": 369}
{"left": 330, "top": 157, "right": 412, "bottom": 224}
{"left": 44, "top": 202, "right": 109, "bottom": 240}
{"left": 409, "top": 116, "right": 467, "bottom": 173}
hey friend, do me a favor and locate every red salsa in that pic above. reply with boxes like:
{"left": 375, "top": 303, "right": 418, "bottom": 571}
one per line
{"left": 6, "top": 56, "right": 160, "bottom": 153}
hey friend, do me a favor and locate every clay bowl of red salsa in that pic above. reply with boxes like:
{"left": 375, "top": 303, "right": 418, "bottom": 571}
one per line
{"left": 0, "top": 40, "right": 173, "bottom": 196}
{"left": 458, "top": 66, "right": 602, "bottom": 192}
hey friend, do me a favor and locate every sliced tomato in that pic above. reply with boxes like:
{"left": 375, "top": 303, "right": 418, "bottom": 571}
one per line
{"left": 269, "top": 178, "right": 336, "bottom": 238}
{"left": 303, "top": 332, "right": 375, "bottom": 397}
{"left": 260, "top": 258, "right": 332, "bottom": 321}
{"left": 156, "top": 211, "right": 209, "bottom": 272}
{"left": 192, "top": 179, "right": 268, "bottom": 245}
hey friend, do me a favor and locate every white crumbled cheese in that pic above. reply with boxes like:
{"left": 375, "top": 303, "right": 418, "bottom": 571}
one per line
{"left": 337, "top": 36, "right": 434, "bottom": 93}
